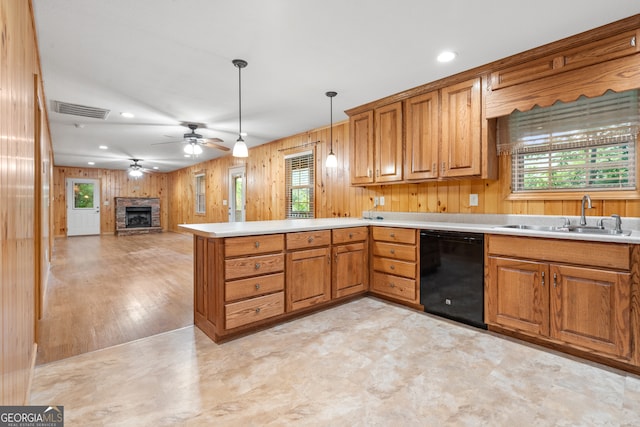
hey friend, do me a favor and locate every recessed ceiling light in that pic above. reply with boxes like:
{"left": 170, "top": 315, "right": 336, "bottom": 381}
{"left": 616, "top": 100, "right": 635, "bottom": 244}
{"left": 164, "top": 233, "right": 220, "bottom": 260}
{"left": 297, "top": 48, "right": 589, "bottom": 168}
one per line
{"left": 87, "top": 161, "right": 95, "bottom": 165}
{"left": 152, "top": 166, "right": 159, "bottom": 170}
{"left": 99, "top": 145, "right": 108, "bottom": 150}
{"left": 437, "top": 51, "right": 457, "bottom": 63}
{"left": 184, "top": 154, "right": 191, "bottom": 158}
{"left": 120, "top": 112, "right": 135, "bottom": 118}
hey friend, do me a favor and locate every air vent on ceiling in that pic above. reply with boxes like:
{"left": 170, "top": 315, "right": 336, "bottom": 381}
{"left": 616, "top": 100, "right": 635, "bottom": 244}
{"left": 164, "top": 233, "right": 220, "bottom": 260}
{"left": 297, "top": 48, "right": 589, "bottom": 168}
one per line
{"left": 50, "top": 100, "right": 110, "bottom": 120}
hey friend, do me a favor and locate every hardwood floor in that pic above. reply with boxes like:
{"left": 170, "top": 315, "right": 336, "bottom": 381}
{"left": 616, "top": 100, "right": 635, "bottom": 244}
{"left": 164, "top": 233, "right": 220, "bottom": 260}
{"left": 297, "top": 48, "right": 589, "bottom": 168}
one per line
{"left": 36, "top": 232, "right": 193, "bottom": 365}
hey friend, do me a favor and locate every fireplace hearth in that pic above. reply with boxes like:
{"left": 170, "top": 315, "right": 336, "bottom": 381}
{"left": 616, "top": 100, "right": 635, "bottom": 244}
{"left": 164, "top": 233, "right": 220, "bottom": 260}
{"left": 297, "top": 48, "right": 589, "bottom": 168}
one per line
{"left": 115, "top": 197, "right": 162, "bottom": 236}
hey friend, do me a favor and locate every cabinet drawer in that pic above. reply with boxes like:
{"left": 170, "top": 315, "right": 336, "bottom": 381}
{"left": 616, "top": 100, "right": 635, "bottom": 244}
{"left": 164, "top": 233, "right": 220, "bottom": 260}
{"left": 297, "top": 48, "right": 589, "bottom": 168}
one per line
{"left": 371, "top": 272, "right": 416, "bottom": 301}
{"left": 491, "top": 29, "right": 640, "bottom": 90}
{"left": 225, "top": 272, "right": 285, "bottom": 303}
{"left": 225, "top": 253, "right": 284, "bottom": 280}
{"left": 225, "top": 234, "right": 284, "bottom": 257}
{"left": 332, "top": 226, "right": 368, "bottom": 244}
{"left": 371, "top": 226, "right": 416, "bottom": 244}
{"left": 286, "top": 230, "right": 331, "bottom": 250}
{"left": 225, "top": 292, "right": 284, "bottom": 329}
{"left": 373, "top": 256, "right": 416, "bottom": 278}
{"left": 372, "top": 241, "right": 416, "bottom": 262}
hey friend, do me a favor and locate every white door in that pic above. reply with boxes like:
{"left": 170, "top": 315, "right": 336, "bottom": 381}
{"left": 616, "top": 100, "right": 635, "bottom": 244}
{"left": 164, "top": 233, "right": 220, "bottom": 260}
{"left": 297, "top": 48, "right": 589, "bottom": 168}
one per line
{"left": 228, "top": 166, "right": 246, "bottom": 222}
{"left": 66, "top": 178, "right": 100, "bottom": 236}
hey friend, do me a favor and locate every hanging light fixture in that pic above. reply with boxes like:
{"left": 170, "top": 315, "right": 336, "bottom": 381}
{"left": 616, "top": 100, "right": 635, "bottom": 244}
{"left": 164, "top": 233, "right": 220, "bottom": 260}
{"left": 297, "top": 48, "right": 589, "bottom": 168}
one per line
{"left": 183, "top": 141, "right": 203, "bottom": 156}
{"left": 325, "top": 91, "right": 338, "bottom": 168}
{"left": 232, "top": 59, "right": 249, "bottom": 158}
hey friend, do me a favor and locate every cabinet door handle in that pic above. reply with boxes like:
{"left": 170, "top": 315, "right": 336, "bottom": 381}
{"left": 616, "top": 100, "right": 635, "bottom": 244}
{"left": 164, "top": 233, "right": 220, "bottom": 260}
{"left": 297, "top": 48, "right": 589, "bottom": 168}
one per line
{"left": 390, "top": 249, "right": 395, "bottom": 254}
{"left": 255, "top": 262, "right": 261, "bottom": 270}
{"left": 632, "top": 36, "right": 636, "bottom": 47}
{"left": 389, "top": 265, "right": 395, "bottom": 270}
{"left": 255, "top": 241, "right": 260, "bottom": 248}
{"left": 441, "top": 162, "right": 446, "bottom": 173}
{"left": 541, "top": 271, "right": 545, "bottom": 287}
{"left": 553, "top": 273, "right": 558, "bottom": 288}
{"left": 376, "top": 169, "right": 380, "bottom": 177}
{"left": 255, "top": 283, "right": 261, "bottom": 290}
{"left": 432, "top": 162, "right": 436, "bottom": 171}
{"left": 367, "top": 168, "right": 372, "bottom": 178}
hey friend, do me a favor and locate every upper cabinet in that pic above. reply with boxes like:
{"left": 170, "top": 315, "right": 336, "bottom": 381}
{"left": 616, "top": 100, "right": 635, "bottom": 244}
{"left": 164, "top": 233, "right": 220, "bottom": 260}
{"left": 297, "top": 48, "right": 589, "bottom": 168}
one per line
{"left": 404, "top": 78, "right": 482, "bottom": 180}
{"left": 350, "top": 102, "right": 403, "bottom": 185}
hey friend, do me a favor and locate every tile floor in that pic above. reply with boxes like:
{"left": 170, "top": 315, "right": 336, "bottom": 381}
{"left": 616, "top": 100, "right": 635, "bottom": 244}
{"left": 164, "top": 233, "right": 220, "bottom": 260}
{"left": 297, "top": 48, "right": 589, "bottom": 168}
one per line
{"left": 31, "top": 297, "right": 640, "bottom": 426}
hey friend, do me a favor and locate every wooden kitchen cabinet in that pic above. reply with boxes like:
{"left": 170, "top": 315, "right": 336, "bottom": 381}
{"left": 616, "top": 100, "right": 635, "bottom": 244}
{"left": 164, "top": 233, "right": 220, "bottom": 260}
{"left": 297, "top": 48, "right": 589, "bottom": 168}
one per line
{"left": 286, "top": 230, "right": 332, "bottom": 312}
{"left": 405, "top": 91, "right": 439, "bottom": 180}
{"left": 349, "top": 102, "right": 403, "bottom": 185}
{"left": 332, "top": 227, "right": 369, "bottom": 299}
{"left": 486, "top": 235, "right": 632, "bottom": 360}
{"left": 370, "top": 226, "right": 420, "bottom": 306}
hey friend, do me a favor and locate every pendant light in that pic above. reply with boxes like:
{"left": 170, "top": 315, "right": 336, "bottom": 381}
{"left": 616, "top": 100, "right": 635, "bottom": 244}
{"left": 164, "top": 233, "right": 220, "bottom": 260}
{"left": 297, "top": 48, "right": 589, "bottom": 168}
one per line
{"left": 232, "top": 59, "right": 249, "bottom": 158}
{"left": 325, "top": 91, "right": 338, "bottom": 168}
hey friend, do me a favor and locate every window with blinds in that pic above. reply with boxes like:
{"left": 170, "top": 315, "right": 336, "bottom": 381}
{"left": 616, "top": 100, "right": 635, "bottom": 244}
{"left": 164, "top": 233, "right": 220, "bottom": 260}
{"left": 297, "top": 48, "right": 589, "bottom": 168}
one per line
{"left": 195, "top": 173, "right": 206, "bottom": 214}
{"left": 285, "top": 151, "right": 314, "bottom": 218}
{"left": 497, "top": 89, "right": 638, "bottom": 193}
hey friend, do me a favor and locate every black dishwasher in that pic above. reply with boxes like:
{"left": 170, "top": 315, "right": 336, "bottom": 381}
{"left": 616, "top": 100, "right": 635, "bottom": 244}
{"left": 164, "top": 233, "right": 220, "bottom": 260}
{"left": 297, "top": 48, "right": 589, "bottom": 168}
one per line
{"left": 420, "top": 230, "right": 486, "bottom": 329}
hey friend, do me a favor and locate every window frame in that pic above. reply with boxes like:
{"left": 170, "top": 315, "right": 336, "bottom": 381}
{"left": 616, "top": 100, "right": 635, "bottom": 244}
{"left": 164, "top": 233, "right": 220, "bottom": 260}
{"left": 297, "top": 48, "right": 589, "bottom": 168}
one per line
{"left": 285, "top": 149, "right": 315, "bottom": 219}
{"left": 194, "top": 172, "right": 206, "bottom": 215}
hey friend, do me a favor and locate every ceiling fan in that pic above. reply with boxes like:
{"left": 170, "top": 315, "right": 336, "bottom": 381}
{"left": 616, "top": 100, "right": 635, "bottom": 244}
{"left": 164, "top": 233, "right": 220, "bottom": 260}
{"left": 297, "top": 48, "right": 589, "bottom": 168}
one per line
{"left": 128, "top": 159, "right": 153, "bottom": 177}
{"left": 152, "top": 123, "right": 229, "bottom": 154}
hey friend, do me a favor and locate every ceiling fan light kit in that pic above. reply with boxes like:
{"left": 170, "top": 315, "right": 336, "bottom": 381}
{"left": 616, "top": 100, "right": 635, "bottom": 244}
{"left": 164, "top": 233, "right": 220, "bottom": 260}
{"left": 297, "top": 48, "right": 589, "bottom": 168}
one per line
{"left": 184, "top": 142, "right": 203, "bottom": 156}
{"left": 232, "top": 59, "right": 249, "bottom": 158}
{"left": 326, "top": 91, "right": 338, "bottom": 168}
{"left": 128, "top": 159, "right": 145, "bottom": 178}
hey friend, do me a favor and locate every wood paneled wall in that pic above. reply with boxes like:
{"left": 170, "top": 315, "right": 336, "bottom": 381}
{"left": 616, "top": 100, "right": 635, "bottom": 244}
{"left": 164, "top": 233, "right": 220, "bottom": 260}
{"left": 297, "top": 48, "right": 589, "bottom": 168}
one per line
{"left": 52, "top": 167, "right": 169, "bottom": 236}
{"left": 168, "top": 123, "right": 640, "bottom": 229}
{"left": 1, "top": 0, "right": 53, "bottom": 405}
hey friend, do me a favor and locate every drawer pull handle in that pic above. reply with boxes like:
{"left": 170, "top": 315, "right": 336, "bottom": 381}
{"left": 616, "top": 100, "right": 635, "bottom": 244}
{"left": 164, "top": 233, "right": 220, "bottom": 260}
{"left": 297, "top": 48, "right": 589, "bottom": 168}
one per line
{"left": 255, "top": 283, "right": 261, "bottom": 290}
{"left": 255, "top": 307, "right": 261, "bottom": 314}
{"left": 308, "top": 237, "right": 314, "bottom": 243}
{"left": 390, "top": 233, "right": 395, "bottom": 238}
{"left": 349, "top": 233, "right": 353, "bottom": 239}
{"left": 255, "top": 263, "right": 261, "bottom": 270}
{"left": 390, "top": 249, "right": 395, "bottom": 254}
{"left": 255, "top": 241, "right": 260, "bottom": 248}
{"left": 389, "top": 283, "right": 395, "bottom": 288}
{"left": 390, "top": 265, "right": 395, "bottom": 270}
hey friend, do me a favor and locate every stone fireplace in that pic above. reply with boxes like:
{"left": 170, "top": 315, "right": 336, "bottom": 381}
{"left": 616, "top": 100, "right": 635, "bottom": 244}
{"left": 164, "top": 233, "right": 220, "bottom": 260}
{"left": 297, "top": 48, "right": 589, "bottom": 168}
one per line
{"left": 115, "top": 197, "right": 162, "bottom": 236}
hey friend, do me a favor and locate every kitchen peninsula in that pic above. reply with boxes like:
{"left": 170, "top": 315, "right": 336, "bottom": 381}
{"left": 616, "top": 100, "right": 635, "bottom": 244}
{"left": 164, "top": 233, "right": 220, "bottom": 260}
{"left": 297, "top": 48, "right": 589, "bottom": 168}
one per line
{"left": 181, "top": 213, "right": 640, "bottom": 375}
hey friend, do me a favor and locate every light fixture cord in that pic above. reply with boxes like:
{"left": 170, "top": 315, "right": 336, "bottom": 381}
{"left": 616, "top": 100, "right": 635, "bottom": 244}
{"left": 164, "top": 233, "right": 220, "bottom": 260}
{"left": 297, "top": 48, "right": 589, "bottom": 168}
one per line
{"left": 238, "top": 65, "right": 243, "bottom": 141}
{"left": 329, "top": 95, "right": 333, "bottom": 152}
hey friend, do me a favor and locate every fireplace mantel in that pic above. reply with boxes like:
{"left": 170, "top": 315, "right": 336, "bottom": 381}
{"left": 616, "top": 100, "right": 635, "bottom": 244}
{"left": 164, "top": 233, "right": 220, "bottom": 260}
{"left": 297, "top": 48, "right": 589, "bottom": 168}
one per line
{"left": 115, "top": 197, "right": 162, "bottom": 236}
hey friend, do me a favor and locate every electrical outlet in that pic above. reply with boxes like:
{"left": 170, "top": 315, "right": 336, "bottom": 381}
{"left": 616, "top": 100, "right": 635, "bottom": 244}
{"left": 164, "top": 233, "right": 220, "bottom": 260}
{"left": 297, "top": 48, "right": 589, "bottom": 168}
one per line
{"left": 379, "top": 196, "right": 385, "bottom": 206}
{"left": 373, "top": 197, "right": 379, "bottom": 207}
{"left": 469, "top": 194, "right": 479, "bottom": 207}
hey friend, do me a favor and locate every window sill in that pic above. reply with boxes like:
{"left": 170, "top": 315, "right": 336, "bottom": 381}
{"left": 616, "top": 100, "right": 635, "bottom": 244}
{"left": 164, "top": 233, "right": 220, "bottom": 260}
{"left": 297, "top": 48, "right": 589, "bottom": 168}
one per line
{"left": 507, "top": 189, "right": 640, "bottom": 201}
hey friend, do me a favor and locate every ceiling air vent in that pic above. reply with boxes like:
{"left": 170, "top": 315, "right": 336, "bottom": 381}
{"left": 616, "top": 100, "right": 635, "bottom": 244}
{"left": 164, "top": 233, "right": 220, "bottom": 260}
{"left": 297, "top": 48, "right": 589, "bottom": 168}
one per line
{"left": 50, "top": 100, "right": 110, "bottom": 120}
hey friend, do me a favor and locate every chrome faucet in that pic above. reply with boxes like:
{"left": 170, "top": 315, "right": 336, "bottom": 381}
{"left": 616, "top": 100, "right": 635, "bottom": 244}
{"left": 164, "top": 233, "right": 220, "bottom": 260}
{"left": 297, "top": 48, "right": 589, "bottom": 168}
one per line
{"left": 580, "top": 194, "right": 592, "bottom": 226}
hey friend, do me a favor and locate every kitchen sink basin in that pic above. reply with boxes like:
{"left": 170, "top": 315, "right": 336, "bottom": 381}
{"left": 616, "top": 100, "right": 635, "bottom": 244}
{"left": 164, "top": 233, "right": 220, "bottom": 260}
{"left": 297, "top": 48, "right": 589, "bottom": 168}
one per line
{"left": 497, "top": 224, "right": 632, "bottom": 236}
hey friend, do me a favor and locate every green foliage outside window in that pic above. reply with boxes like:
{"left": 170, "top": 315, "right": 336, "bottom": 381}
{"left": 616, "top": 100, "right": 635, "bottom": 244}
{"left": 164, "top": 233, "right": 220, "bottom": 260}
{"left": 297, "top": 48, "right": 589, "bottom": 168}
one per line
{"left": 74, "top": 183, "right": 94, "bottom": 208}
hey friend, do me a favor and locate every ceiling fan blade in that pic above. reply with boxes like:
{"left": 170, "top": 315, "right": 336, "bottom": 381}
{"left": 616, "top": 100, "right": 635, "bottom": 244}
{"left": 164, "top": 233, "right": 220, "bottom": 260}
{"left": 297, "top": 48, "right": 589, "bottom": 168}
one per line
{"left": 201, "top": 141, "right": 230, "bottom": 151}
{"left": 151, "top": 140, "right": 182, "bottom": 146}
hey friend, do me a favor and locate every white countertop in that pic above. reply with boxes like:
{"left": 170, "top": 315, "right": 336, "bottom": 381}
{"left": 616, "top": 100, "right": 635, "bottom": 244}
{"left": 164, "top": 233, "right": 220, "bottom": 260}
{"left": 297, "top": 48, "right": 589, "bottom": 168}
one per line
{"left": 179, "top": 212, "right": 640, "bottom": 244}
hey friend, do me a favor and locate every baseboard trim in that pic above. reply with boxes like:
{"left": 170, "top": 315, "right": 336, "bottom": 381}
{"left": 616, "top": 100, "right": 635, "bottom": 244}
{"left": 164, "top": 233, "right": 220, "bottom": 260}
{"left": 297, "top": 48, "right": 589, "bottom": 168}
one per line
{"left": 24, "top": 343, "right": 37, "bottom": 405}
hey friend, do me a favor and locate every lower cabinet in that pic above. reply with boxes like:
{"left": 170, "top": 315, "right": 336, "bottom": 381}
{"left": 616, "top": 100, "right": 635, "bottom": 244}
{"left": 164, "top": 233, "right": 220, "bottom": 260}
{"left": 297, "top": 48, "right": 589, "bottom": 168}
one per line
{"left": 369, "top": 226, "right": 420, "bottom": 306}
{"left": 486, "top": 235, "right": 632, "bottom": 360}
{"left": 332, "top": 227, "right": 369, "bottom": 298}
{"left": 286, "top": 230, "right": 332, "bottom": 312}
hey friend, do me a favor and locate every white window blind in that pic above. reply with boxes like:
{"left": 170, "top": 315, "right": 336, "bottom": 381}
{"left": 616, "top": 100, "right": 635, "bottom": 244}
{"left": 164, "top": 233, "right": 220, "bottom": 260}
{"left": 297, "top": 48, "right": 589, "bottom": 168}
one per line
{"left": 285, "top": 151, "right": 314, "bottom": 218}
{"left": 497, "top": 89, "right": 639, "bottom": 192}
{"left": 195, "top": 173, "right": 206, "bottom": 214}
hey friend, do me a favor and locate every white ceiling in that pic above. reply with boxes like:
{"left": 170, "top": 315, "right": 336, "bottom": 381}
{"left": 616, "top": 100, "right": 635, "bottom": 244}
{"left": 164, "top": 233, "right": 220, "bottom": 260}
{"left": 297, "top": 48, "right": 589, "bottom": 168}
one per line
{"left": 33, "top": 1, "right": 640, "bottom": 172}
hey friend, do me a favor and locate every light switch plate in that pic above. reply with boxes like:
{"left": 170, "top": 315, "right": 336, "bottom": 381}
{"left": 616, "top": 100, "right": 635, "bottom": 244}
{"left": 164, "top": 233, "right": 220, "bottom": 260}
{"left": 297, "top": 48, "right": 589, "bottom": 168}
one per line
{"left": 380, "top": 196, "right": 385, "bottom": 206}
{"left": 222, "top": 200, "right": 228, "bottom": 206}
{"left": 469, "top": 194, "right": 479, "bottom": 206}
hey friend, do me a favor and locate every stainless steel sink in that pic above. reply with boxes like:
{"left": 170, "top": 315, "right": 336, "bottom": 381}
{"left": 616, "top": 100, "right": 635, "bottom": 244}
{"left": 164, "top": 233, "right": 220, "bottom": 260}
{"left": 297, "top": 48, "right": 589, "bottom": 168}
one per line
{"left": 497, "top": 224, "right": 632, "bottom": 236}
